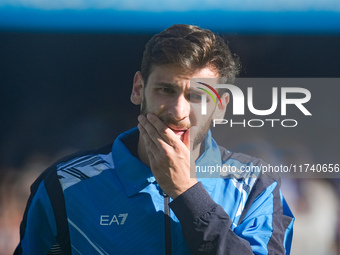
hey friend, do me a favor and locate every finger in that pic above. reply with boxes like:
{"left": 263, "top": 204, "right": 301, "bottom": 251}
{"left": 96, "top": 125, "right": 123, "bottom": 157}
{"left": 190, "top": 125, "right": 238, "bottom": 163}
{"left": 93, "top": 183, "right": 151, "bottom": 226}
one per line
{"left": 182, "top": 126, "right": 199, "bottom": 150}
{"left": 182, "top": 128, "right": 190, "bottom": 150}
{"left": 138, "top": 117, "right": 171, "bottom": 153}
{"left": 182, "top": 126, "right": 199, "bottom": 177}
{"left": 138, "top": 123, "right": 157, "bottom": 162}
{"left": 138, "top": 114, "right": 162, "bottom": 143}
{"left": 146, "top": 113, "right": 179, "bottom": 145}
{"left": 138, "top": 114, "right": 175, "bottom": 147}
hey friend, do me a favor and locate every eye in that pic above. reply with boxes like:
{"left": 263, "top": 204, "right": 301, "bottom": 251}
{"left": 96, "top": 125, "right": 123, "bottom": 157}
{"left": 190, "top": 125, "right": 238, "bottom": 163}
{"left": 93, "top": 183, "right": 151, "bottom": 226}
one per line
{"left": 158, "top": 87, "right": 176, "bottom": 94}
{"left": 189, "top": 92, "right": 202, "bottom": 103}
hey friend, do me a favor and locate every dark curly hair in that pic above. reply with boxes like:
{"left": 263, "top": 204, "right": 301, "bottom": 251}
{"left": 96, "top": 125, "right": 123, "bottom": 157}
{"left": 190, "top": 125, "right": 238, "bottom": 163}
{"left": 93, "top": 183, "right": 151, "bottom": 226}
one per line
{"left": 141, "top": 24, "right": 240, "bottom": 85}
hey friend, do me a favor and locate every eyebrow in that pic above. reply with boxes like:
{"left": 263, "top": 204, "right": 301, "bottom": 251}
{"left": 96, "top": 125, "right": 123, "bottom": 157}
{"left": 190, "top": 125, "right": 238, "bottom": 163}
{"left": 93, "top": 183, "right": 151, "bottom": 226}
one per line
{"left": 155, "top": 82, "right": 205, "bottom": 94}
{"left": 154, "top": 82, "right": 178, "bottom": 88}
{"left": 190, "top": 87, "right": 205, "bottom": 94}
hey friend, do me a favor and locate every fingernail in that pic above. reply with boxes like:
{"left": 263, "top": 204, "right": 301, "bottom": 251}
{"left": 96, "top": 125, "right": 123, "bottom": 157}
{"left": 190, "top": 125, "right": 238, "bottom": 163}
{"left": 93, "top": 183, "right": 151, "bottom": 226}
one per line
{"left": 137, "top": 123, "right": 144, "bottom": 131}
{"left": 146, "top": 113, "right": 154, "bottom": 120}
{"left": 138, "top": 115, "right": 144, "bottom": 122}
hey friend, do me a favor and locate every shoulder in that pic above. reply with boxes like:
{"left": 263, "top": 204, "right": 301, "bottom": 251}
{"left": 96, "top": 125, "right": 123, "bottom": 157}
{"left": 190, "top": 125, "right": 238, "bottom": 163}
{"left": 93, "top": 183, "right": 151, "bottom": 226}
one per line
{"left": 31, "top": 143, "right": 114, "bottom": 193}
{"left": 56, "top": 144, "right": 114, "bottom": 191}
{"left": 218, "top": 145, "right": 281, "bottom": 197}
{"left": 219, "top": 146, "right": 279, "bottom": 178}
{"left": 17, "top": 146, "right": 113, "bottom": 255}
{"left": 219, "top": 146, "right": 268, "bottom": 167}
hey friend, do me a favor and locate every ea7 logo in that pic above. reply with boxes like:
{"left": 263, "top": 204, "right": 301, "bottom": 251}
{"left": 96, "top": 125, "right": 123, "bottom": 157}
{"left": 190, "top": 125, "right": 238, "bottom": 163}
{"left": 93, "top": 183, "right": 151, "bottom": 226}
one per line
{"left": 201, "top": 84, "right": 312, "bottom": 116}
{"left": 100, "top": 213, "right": 128, "bottom": 226}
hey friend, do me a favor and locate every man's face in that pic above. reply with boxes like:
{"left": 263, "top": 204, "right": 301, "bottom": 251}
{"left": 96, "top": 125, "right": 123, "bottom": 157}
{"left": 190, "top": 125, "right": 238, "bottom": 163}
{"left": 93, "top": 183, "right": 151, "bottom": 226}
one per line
{"left": 132, "top": 64, "right": 227, "bottom": 150}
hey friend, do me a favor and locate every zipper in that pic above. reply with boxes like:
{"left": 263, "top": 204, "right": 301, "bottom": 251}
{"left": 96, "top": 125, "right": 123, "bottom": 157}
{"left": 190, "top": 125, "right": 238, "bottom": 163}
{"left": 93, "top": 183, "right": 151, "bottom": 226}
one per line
{"left": 163, "top": 192, "right": 172, "bottom": 255}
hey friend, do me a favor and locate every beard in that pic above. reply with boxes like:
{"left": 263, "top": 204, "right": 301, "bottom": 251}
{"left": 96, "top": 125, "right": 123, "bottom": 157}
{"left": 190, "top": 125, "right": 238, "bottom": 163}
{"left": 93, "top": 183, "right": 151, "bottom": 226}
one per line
{"left": 192, "top": 114, "right": 211, "bottom": 150}
{"left": 140, "top": 96, "right": 213, "bottom": 151}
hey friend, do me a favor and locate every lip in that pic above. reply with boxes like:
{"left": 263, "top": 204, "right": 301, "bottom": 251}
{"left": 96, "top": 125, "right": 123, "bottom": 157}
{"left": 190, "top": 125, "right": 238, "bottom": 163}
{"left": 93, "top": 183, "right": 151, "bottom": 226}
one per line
{"left": 167, "top": 124, "right": 188, "bottom": 132}
{"left": 171, "top": 130, "right": 186, "bottom": 141}
{"left": 169, "top": 128, "right": 187, "bottom": 135}
{"left": 171, "top": 130, "right": 186, "bottom": 134}
{"left": 167, "top": 126, "right": 188, "bottom": 140}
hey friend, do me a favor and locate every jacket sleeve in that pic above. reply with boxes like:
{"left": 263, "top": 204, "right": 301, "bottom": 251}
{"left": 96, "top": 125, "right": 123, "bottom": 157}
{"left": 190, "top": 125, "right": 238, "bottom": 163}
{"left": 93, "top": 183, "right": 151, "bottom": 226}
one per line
{"left": 14, "top": 180, "right": 58, "bottom": 254}
{"left": 14, "top": 165, "right": 70, "bottom": 255}
{"left": 170, "top": 179, "right": 294, "bottom": 255}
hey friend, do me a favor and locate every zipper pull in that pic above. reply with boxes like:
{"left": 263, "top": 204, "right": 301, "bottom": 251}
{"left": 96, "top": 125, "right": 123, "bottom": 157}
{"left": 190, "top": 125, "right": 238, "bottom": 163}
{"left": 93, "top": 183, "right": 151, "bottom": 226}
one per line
{"left": 163, "top": 191, "right": 171, "bottom": 255}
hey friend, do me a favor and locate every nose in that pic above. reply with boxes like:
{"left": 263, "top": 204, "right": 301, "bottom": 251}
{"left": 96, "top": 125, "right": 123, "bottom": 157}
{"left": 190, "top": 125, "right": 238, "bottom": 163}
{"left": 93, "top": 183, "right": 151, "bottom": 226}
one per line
{"left": 168, "top": 94, "right": 190, "bottom": 121}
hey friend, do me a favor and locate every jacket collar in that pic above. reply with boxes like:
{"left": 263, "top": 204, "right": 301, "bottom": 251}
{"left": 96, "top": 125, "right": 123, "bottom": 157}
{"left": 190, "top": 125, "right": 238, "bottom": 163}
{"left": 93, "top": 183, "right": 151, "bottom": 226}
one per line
{"left": 112, "top": 127, "right": 221, "bottom": 197}
{"left": 112, "top": 128, "right": 155, "bottom": 197}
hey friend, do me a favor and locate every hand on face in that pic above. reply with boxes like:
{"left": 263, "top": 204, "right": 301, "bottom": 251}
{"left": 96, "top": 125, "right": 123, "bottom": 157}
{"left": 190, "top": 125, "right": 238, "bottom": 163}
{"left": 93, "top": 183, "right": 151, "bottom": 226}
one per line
{"left": 138, "top": 113, "right": 198, "bottom": 199}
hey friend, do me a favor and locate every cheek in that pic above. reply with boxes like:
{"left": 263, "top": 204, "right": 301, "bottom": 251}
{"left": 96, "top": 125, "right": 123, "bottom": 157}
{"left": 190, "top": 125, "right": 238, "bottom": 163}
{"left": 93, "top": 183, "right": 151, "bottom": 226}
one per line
{"left": 190, "top": 109, "right": 213, "bottom": 128}
{"left": 196, "top": 115, "right": 212, "bottom": 128}
{"left": 189, "top": 104, "right": 200, "bottom": 125}
{"left": 144, "top": 97, "right": 167, "bottom": 116}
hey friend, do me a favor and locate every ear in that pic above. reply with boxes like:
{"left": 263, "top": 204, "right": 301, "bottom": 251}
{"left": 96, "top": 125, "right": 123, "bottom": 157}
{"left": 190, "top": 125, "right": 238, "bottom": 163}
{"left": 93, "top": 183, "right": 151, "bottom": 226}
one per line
{"left": 212, "top": 92, "right": 229, "bottom": 119}
{"left": 130, "top": 71, "right": 144, "bottom": 105}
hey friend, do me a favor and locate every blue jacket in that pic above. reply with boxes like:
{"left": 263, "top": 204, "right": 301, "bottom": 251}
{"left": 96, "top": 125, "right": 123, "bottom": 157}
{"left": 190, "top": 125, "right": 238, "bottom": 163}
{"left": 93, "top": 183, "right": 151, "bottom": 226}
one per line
{"left": 15, "top": 128, "right": 294, "bottom": 254}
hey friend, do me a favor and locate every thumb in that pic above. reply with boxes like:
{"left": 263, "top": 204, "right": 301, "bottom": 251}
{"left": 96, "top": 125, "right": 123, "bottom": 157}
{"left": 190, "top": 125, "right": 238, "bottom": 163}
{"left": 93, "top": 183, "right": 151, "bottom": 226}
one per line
{"left": 183, "top": 126, "right": 199, "bottom": 150}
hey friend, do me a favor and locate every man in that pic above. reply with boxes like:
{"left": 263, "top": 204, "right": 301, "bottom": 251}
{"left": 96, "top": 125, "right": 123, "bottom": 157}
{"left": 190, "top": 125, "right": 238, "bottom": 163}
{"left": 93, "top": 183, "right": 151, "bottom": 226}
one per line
{"left": 15, "top": 24, "right": 294, "bottom": 254}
